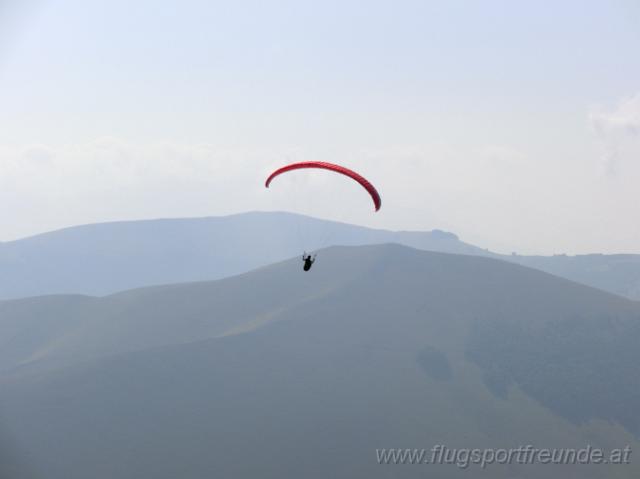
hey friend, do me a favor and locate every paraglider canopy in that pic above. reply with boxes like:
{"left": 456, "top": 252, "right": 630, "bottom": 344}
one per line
{"left": 265, "top": 161, "right": 381, "bottom": 212}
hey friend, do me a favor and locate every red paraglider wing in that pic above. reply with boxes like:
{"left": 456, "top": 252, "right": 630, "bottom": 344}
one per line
{"left": 265, "top": 161, "right": 381, "bottom": 211}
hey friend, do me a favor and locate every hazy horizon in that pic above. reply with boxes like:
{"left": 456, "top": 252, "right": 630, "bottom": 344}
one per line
{"left": 1, "top": 0, "right": 639, "bottom": 255}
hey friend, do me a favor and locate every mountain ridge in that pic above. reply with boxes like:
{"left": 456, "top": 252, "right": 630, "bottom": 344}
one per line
{"left": 3, "top": 211, "right": 640, "bottom": 302}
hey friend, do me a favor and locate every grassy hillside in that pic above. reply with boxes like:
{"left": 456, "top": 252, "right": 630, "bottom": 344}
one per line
{"left": 1, "top": 245, "right": 639, "bottom": 478}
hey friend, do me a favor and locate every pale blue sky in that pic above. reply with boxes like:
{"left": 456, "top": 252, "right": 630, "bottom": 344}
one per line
{"left": 0, "top": 0, "right": 639, "bottom": 253}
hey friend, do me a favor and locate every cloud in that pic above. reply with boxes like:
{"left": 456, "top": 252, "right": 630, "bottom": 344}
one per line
{"left": 0, "top": 136, "right": 636, "bottom": 255}
{"left": 0, "top": 138, "right": 286, "bottom": 240}
{"left": 589, "top": 93, "right": 640, "bottom": 175}
{"left": 0, "top": 138, "right": 275, "bottom": 193}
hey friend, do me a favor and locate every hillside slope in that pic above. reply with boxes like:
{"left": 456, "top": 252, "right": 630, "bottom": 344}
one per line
{"left": 1, "top": 245, "right": 639, "bottom": 478}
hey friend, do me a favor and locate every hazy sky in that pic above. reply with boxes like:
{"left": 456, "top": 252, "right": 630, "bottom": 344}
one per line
{"left": 0, "top": 0, "right": 639, "bottom": 254}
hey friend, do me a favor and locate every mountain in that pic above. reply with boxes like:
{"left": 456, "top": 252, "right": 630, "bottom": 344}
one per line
{"left": 0, "top": 212, "right": 488, "bottom": 300}
{"left": 1, "top": 244, "right": 639, "bottom": 478}
{"left": 512, "top": 253, "right": 640, "bottom": 301}
{"left": 1, "top": 211, "right": 640, "bottom": 301}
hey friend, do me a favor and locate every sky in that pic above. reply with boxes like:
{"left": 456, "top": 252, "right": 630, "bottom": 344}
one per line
{"left": 0, "top": 0, "right": 639, "bottom": 254}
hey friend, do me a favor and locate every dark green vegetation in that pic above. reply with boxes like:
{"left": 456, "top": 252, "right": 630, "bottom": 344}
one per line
{"left": 0, "top": 244, "right": 639, "bottom": 478}
{"left": 3, "top": 212, "right": 640, "bottom": 300}
{"left": 467, "top": 314, "right": 640, "bottom": 434}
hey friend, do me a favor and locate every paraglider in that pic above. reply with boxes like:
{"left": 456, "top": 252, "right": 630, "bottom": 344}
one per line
{"left": 302, "top": 253, "right": 316, "bottom": 272}
{"left": 265, "top": 161, "right": 381, "bottom": 271}
{"left": 265, "top": 161, "right": 381, "bottom": 211}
